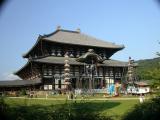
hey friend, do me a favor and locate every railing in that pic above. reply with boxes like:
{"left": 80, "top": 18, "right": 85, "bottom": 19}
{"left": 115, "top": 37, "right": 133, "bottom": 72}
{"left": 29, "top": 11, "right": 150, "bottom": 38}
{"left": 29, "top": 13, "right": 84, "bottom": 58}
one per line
{"left": 75, "top": 88, "right": 107, "bottom": 94}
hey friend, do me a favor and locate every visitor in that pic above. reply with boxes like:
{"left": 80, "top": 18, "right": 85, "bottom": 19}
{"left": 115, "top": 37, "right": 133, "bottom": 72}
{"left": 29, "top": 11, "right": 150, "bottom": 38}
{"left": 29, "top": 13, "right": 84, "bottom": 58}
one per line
{"left": 71, "top": 92, "right": 73, "bottom": 100}
{"left": 74, "top": 94, "right": 77, "bottom": 99}
{"left": 142, "top": 94, "right": 145, "bottom": 102}
{"left": 139, "top": 94, "right": 143, "bottom": 103}
{"left": 67, "top": 92, "right": 70, "bottom": 100}
{"left": 46, "top": 93, "right": 48, "bottom": 99}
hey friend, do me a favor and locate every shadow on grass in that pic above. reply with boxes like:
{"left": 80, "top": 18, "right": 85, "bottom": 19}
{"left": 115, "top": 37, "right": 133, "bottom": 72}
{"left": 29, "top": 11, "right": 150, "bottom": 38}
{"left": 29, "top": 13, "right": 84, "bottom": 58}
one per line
{"left": 1, "top": 98, "right": 121, "bottom": 120}
{"left": 72, "top": 101, "right": 121, "bottom": 113}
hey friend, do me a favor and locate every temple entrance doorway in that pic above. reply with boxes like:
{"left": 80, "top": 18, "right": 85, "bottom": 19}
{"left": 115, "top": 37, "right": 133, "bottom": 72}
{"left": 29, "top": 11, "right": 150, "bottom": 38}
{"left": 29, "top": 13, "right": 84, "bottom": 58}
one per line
{"left": 81, "top": 78, "right": 90, "bottom": 89}
{"left": 94, "top": 77, "right": 103, "bottom": 89}
{"left": 71, "top": 78, "right": 77, "bottom": 89}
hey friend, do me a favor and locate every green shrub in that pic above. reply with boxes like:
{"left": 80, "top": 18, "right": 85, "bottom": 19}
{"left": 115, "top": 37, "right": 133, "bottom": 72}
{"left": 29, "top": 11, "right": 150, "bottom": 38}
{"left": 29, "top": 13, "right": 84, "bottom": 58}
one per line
{"left": 0, "top": 97, "right": 8, "bottom": 120}
{"left": 122, "top": 96, "right": 160, "bottom": 120}
{"left": 20, "top": 89, "right": 27, "bottom": 96}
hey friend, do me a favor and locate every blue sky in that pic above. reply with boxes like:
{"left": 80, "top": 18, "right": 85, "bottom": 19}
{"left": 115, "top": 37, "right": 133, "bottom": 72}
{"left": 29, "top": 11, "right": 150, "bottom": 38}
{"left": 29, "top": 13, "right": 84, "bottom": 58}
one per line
{"left": 0, "top": 0, "right": 160, "bottom": 80}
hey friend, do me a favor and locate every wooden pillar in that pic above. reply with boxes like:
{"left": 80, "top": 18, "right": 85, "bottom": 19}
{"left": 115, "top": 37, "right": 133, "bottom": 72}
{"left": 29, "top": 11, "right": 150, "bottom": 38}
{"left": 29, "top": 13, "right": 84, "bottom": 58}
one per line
{"left": 102, "top": 67, "right": 106, "bottom": 87}
{"left": 89, "top": 77, "right": 92, "bottom": 90}
{"left": 79, "top": 66, "right": 83, "bottom": 89}
{"left": 100, "top": 67, "right": 104, "bottom": 88}
{"left": 59, "top": 65, "right": 62, "bottom": 89}
{"left": 79, "top": 78, "right": 82, "bottom": 89}
{"left": 113, "top": 67, "right": 116, "bottom": 83}
{"left": 52, "top": 66, "right": 55, "bottom": 90}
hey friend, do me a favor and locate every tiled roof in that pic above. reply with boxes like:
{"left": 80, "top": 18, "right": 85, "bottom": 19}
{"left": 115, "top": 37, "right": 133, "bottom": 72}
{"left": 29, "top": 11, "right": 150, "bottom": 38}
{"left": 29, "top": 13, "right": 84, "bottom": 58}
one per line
{"left": 33, "top": 56, "right": 128, "bottom": 67}
{"left": 34, "top": 56, "right": 84, "bottom": 65}
{"left": 23, "top": 29, "right": 124, "bottom": 58}
{"left": 42, "top": 29, "right": 124, "bottom": 49}
{"left": 103, "top": 59, "right": 128, "bottom": 67}
{"left": 134, "top": 81, "right": 149, "bottom": 86}
{"left": 0, "top": 79, "right": 42, "bottom": 87}
{"left": 15, "top": 56, "right": 128, "bottom": 76}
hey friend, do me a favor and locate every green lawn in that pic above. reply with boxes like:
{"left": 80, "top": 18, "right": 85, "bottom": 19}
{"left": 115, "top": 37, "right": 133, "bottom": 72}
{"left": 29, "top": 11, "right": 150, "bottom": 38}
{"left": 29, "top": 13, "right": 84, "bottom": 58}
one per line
{"left": 3, "top": 97, "right": 139, "bottom": 120}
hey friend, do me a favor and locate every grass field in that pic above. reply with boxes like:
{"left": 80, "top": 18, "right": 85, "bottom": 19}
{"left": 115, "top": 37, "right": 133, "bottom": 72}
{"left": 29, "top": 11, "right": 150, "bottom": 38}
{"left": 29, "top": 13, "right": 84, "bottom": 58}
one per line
{"left": 3, "top": 97, "right": 139, "bottom": 120}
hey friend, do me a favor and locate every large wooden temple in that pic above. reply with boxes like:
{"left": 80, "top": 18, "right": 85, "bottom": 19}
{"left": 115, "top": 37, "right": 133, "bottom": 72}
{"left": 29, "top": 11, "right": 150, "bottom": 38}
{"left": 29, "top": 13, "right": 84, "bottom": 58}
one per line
{"left": 0, "top": 27, "right": 128, "bottom": 92}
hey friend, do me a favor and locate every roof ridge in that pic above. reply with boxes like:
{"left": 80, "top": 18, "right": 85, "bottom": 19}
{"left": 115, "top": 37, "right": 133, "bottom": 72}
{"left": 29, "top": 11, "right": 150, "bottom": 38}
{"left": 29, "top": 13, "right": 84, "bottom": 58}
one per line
{"left": 59, "top": 29, "right": 80, "bottom": 33}
{"left": 42, "top": 29, "right": 79, "bottom": 38}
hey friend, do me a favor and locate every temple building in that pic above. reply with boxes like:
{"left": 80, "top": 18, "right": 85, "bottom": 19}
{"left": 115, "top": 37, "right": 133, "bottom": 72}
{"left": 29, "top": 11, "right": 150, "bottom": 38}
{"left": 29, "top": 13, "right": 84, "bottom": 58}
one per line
{"left": 0, "top": 28, "right": 128, "bottom": 92}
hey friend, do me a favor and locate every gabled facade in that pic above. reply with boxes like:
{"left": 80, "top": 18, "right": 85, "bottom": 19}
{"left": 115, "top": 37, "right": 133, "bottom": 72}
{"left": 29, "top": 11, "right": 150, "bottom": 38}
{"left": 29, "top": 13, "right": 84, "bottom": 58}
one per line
{"left": 2, "top": 28, "right": 128, "bottom": 91}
